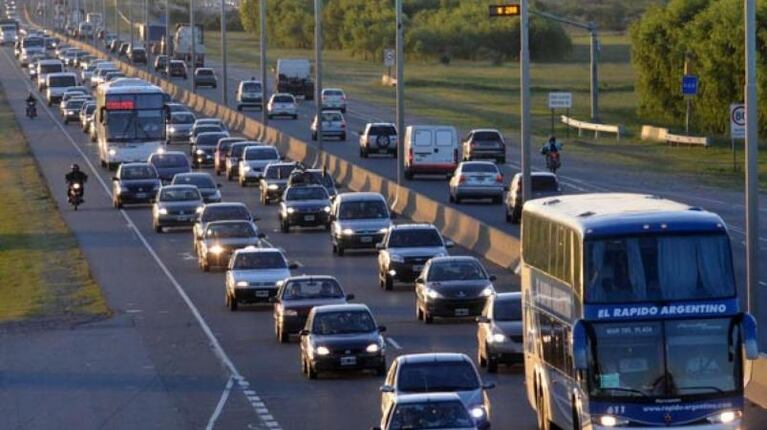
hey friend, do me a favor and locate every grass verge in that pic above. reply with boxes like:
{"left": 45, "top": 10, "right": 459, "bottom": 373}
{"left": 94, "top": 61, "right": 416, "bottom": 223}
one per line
{"left": 0, "top": 86, "right": 109, "bottom": 324}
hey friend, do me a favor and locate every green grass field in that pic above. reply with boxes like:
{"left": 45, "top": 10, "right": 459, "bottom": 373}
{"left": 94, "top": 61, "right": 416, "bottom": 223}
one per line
{"left": 205, "top": 31, "right": 765, "bottom": 190}
{"left": 0, "top": 88, "right": 108, "bottom": 324}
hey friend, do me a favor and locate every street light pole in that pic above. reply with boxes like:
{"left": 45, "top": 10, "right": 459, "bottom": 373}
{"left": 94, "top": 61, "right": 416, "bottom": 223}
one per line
{"left": 744, "top": 0, "right": 761, "bottom": 345}
{"left": 220, "top": 0, "right": 228, "bottom": 105}
{"left": 129, "top": 0, "right": 134, "bottom": 47}
{"left": 259, "top": 0, "right": 268, "bottom": 128}
{"left": 395, "top": 0, "right": 404, "bottom": 189}
{"left": 589, "top": 24, "right": 599, "bottom": 122}
{"left": 314, "top": 0, "right": 323, "bottom": 168}
{"left": 190, "top": 0, "right": 196, "bottom": 72}
{"left": 165, "top": 0, "right": 170, "bottom": 56}
{"left": 520, "top": 0, "right": 532, "bottom": 205}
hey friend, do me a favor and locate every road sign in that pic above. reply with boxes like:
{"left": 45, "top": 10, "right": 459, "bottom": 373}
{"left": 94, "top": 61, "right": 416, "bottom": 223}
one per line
{"left": 548, "top": 92, "right": 572, "bottom": 109}
{"left": 384, "top": 49, "right": 395, "bottom": 67}
{"left": 682, "top": 75, "right": 698, "bottom": 96}
{"left": 488, "top": 4, "right": 520, "bottom": 17}
{"left": 730, "top": 103, "right": 746, "bottom": 139}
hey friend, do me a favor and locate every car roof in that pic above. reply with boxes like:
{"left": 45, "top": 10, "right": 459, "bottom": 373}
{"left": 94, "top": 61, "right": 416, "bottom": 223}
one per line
{"left": 205, "top": 220, "right": 254, "bottom": 228}
{"left": 150, "top": 150, "right": 186, "bottom": 157}
{"left": 389, "top": 223, "right": 437, "bottom": 231}
{"left": 160, "top": 184, "right": 198, "bottom": 191}
{"left": 233, "top": 246, "right": 282, "bottom": 256}
{"left": 311, "top": 303, "right": 370, "bottom": 314}
{"left": 512, "top": 171, "right": 557, "bottom": 180}
{"left": 272, "top": 93, "right": 294, "bottom": 98}
{"left": 203, "top": 202, "right": 247, "bottom": 209}
{"left": 395, "top": 352, "right": 471, "bottom": 365}
{"left": 427, "top": 256, "right": 479, "bottom": 265}
{"left": 366, "top": 122, "right": 396, "bottom": 127}
{"left": 460, "top": 161, "right": 498, "bottom": 167}
{"left": 174, "top": 172, "right": 212, "bottom": 179}
{"left": 264, "top": 161, "right": 297, "bottom": 168}
{"left": 493, "top": 292, "right": 521, "bottom": 302}
{"left": 393, "top": 392, "right": 463, "bottom": 405}
{"left": 47, "top": 72, "right": 77, "bottom": 78}
{"left": 335, "top": 192, "right": 386, "bottom": 202}
{"left": 119, "top": 162, "right": 153, "bottom": 169}
{"left": 284, "top": 275, "right": 338, "bottom": 282}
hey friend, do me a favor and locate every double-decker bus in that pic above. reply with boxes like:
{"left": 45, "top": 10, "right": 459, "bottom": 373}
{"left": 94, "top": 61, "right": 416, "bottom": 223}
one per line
{"left": 95, "top": 82, "right": 168, "bottom": 168}
{"left": 521, "top": 193, "right": 758, "bottom": 430}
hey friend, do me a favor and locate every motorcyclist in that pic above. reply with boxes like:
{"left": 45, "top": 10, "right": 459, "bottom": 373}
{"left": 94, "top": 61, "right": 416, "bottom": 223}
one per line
{"left": 540, "top": 135, "right": 562, "bottom": 156}
{"left": 65, "top": 164, "right": 88, "bottom": 200}
{"left": 25, "top": 91, "right": 36, "bottom": 117}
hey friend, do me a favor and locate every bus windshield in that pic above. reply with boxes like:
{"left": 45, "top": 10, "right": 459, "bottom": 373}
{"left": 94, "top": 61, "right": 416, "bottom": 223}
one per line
{"left": 589, "top": 318, "right": 740, "bottom": 399}
{"left": 107, "top": 110, "right": 164, "bottom": 141}
{"left": 585, "top": 234, "right": 735, "bottom": 303}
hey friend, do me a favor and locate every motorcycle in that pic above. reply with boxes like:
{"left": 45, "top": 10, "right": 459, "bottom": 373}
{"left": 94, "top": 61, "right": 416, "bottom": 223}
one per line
{"left": 546, "top": 152, "right": 561, "bottom": 174}
{"left": 26, "top": 101, "right": 37, "bottom": 119}
{"left": 67, "top": 181, "right": 84, "bottom": 210}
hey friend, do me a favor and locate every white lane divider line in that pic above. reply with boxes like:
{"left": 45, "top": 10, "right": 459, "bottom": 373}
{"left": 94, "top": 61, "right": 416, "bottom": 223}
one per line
{"left": 206, "top": 376, "right": 234, "bottom": 430}
{"left": 1, "top": 49, "right": 283, "bottom": 430}
{"left": 386, "top": 337, "right": 402, "bottom": 350}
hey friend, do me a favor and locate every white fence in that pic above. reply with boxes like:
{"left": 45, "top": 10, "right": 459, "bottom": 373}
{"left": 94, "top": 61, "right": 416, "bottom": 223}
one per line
{"left": 561, "top": 115, "right": 623, "bottom": 141}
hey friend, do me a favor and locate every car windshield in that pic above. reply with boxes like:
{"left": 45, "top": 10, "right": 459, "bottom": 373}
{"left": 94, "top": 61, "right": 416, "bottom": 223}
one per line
{"left": 369, "top": 125, "right": 396, "bottom": 136}
{"left": 233, "top": 252, "right": 286, "bottom": 270}
{"left": 285, "top": 187, "right": 328, "bottom": 201}
{"left": 173, "top": 174, "right": 215, "bottom": 189}
{"left": 265, "top": 165, "right": 297, "bottom": 179}
{"left": 338, "top": 200, "right": 388, "bottom": 220}
{"left": 389, "top": 401, "right": 474, "bottom": 430}
{"left": 206, "top": 222, "right": 256, "bottom": 239}
{"left": 197, "top": 69, "right": 213, "bottom": 76}
{"left": 194, "top": 126, "right": 222, "bottom": 136}
{"left": 397, "top": 361, "right": 480, "bottom": 392}
{"left": 320, "top": 112, "right": 342, "bottom": 122}
{"left": 473, "top": 131, "right": 502, "bottom": 142}
{"left": 159, "top": 188, "right": 200, "bottom": 202}
{"left": 324, "top": 90, "right": 343, "bottom": 96}
{"left": 230, "top": 144, "right": 250, "bottom": 157}
{"left": 312, "top": 310, "right": 376, "bottom": 335}
{"left": 84, "top": 104, "right": 96, "bottom": 114}
{"left": 121, "top": 165, "right": 157, "bottom": 179}
{"left": 274, "top": 95, "right": 293, "bottom": 103}
{"left": 48, "top": 75, "right": 76, "bottom": 87}
{"left": 585, "top": 234, "right": 736, "bottom": 303}
{"left": 202, "top": 206, "right": 250, "bottom": 222}
{"left": 461, "top": 163, "right": 498, "bottom": 174}
{"left": 170, "top": 62, "right": 185, "bottom": 70}
{"left": 282, "top": 279, "right": 344, "bottom": 300}
{"left": 151, "top": 154, "right": 188, "bottom": 168}
{"left": 66, "top": 100, "right": 84, "bottom": 109}
{"left": 242, "top": 82, "right": 261, "bottom": 92}
{"left": 493, "top": 298, "right": 521, "bottom": 321}
{"left": 427, "top": 260, "right": 486, "bottom": 282}
{"left": 245, "top": 147, "right": 278, "bottom": 160}
{"left": 530, "top": 175, "right": 558, "bottom": 192}
{"left": 197, "top": 133, "right": 228, "bottom": 147}
{"left": 589, "top": 318, "right": 740, "bottom": 399}
{"left": 388, "top": 229, "right": 442, "bottom": 248}
{"left": 171, "top": 113, "right": 195, "bottom": 124}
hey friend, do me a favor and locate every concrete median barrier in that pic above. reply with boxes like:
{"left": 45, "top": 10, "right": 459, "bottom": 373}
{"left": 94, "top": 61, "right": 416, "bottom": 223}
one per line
{"left": 50, "top": 32, "right": 521, "bottom": 271}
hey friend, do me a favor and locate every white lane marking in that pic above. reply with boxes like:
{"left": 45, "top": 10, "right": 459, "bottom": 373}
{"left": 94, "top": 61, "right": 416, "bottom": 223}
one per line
{"left": 206, "top": 376, "right": 234, "bottom": 430}
{"left": 386, "top": 337, "right": 402, "bottom": 350}
{"left": 727, "top": 225, "right": 767, "bottom": 243}
{"left": 1, "top": 49, "right": 282, "bottom": 430}
{"left": 125, "top": 309, "right": 143, "bottom": 314}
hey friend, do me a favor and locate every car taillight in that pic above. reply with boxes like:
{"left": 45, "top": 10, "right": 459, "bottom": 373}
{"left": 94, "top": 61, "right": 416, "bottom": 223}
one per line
{"left": 408, "top": 148, "right": 413, "bottom": 163}
{"left": 495, "top": 174, "right": 503, "bottom": 183}
{"left": 459, "top": 175, "right": 467, "bottom": 184}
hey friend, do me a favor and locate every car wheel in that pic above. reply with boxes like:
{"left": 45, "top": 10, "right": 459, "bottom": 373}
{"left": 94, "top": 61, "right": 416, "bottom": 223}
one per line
{"left": 492, "top": 195, "right": 502, "bottom": 205}
{"left": 340, "top": 133, "right": 346, "bottom": 141}
{"left": 226, "top": 170, "right": 233, "bottom": 181}
{"left": 267, "top": 114, "right": 273, "bottom": 119}
{"left": 424, "top": 310, "right": 434, "bottom": 324}
{"left": 511, "top": 207, "right": 521, "bottom": 224}
{"left": 201, "top": 259, "right": 210, "bottom": 272}
{"left": 404, "top": 169, "right": 413, "bottom": 180}
{"left": 336, "top": 244, "right": 345, "bottom": 256}
{"left": 227, "top": 293, "right": 238, "bottom": 311}
{"left": 292, "top": 115, "right": 298, "bottom": 120}
{"left": 280, "top": 220, "right": 290, "bottom": 233}
{"left": 449, "top": 193, "right": 455, "bottom": 203}
{"left": 278, "top": 325, "right": 289, "bottom": 343}
{"left": 454, "top": 195, "right": 462, "bottom": 204}
{"left": 239, "top": 178, "right": 246, "bottom": 187}
{"left": 360, "top": 147, "right": 367, "bottom": 158}
{"left": 154, "top": 223, "right": 162, "bottom": 233}
{"left": 487, "top": 355, "right": 499, "bottom": 373}
{"left": 311, "top": 132, "right": 317, "bottom": 141}
{"left": 498, "top": 156, "right": 506, "bottom": 164}
{"left": 63, "top": 118, "right": 69, "bottom": 124}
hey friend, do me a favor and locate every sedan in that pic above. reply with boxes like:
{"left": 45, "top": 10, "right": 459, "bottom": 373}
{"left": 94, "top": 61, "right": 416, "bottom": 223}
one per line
{"left": 476, "top": 292, "right": 523, "bottom": 373}
{"left": 310, "top": 110, "right": 346, "bottom": 141}
{"left": 462, "top": 129, "right": 506, "bottom": 163}
{"left": 238, "top": 145, "right": 280, "bottom": 187}
{"left": 330, "top": 192, "right": 393, "bottom": 256}
{"left": 259, "top": 162, "right": 299, "bottom": 205}
{"left": 171, "top": 172, "right": 222, "bottom": 203}
{"left": 167, "top": 60, "right": 188, "bottom": 79}
{"left": 225, "top": 142, "right": 258, "bottom": 181}
{"left": 271, "top": 275, "right": 352, "bottom": 343}
{"left": 279, "top": 184, "right": 331, "bottom": 232}
{"left": 60, "top": 98, "right": 85, "bottom": 124}
{"left": 374, "top": 393, "right": 478, "bottom": 430}
{"left": 505, "top": 172, "right": 561, "bottom": 224}
{"left": 154, "top": 54, "right": 168, "bottom": 73}
{"left": 448, "top": 161, "right": 505, "bottom": 204}
{"left": 79, "top": 101, "right": 95, "bottom": 131}
{"left": 148, "top": 151, "right": 191, "bottom": 183}
{"left": 193, "top": 67, "right": 217, "bottom": 89}
{"left": 166, "top": 111, "right": 196, "bottom": 145}
{"left": 415, "top": 256, "right": 495, "bottom": 324}
{"left": 299, "top": 304, "right": 386, "bottom": 379}
{"left": 112, "top": 163, "right": 161, "bottom": 208}
{"left": 191, "top": 131, "right": 230, "bottom": 168}
{"left": 214, "top": 137, "right": 246, "bottom": 176}
{"left": 225, "top": 247, "right": 297, "bottom": 311}
{"left": 152, "top": 185, "right": 204, "bottom": 233}
{"left": 196, "top": 220, "right": 263, "bottom": 271}
{"left": 320, "top": 88, "right": 347, "bottom": 113}
{"left": 267, "top": 93, "right": 298, "bottom": 119}
{"left": 192, "top": 202, "right": 253, "bottom": 250}
{"left": 377, "top": 224, "right": 453, "bottom": 290}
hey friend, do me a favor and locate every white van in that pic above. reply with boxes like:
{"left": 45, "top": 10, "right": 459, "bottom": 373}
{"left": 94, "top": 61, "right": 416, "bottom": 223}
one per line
{"left": 36, "top": 59, "right": 64, "bottom": 91}
{"left": 403, "top": 125, "right": 459, "bottom": 180}
{"left": 45, "top": 72, "right": 78, "bottom": 105}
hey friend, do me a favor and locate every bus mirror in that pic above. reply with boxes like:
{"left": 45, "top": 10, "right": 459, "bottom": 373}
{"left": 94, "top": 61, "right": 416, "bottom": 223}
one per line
{"left": 573, "top": 320, "right": 588, "bottom": 370}
{"left": 741, "top": 313, "right": 759, "bottom": 360}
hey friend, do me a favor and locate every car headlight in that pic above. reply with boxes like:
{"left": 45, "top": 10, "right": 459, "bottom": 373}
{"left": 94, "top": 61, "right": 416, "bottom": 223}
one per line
{"left": 470, "top": 406, "right": 485, "bottom": 420}
{"left": 378, "top": 227, "right": 389, "bottom": 234}
{"left": 323, "top": 206, "right": 331, "bottom": 213}
{"left": 168, "top": 127, "right": 176, "bottom": 133}
{"left": 707, "top": 410, "right": 741, "bottom": 424}
{"left": 342, "top": 228, "right": 355, "bottom": 236}
{"left": 286, "top": 207, "right": 295, "bottom": 214}
{"left": 157, "top": 147, "right": 166, "bottom": 154}
{"left": 196, "top": 149, "right": 205, "bottom": 155}
{"left": 236, "top": 281, "right": 249, "bottom": 287}
{"left": 315, "top": 345, "right": 330, "bottom": 356}
{"left": 480, "top": 286, "right": 495, "bottom": 297}
{"left": 488, "top": 332, "right": 506, "bottom": 344}
{"left": 242, "top": 165, "right": 251, "bottom": 172}
{"left": 366, "top": 343, "right": 380, "bottom": 353}
{"left": 389, "top": 254, "right": 404, "bottom": 263}
{"left": 108, "top": 148, "right": 116, "bottom": 155}
{"left": 158, "top": 208, "right": 168, "bottom": 215}
{"left": 425, "top": 288, "right": 442, "bottom": 299}
{"left": 118, "top": 186, "right": 128, "bottom": 193}
{"left": 599, "top": 415, "right": 629, "bottom": 427}
{"left": 209, "top": 245, "right": 224, "bottom": 254}
{"left": 283, "top": 309, "right": 298, "bottom": 317}
{"left": 267, "top": 184, "right": 279, "bottom": 190}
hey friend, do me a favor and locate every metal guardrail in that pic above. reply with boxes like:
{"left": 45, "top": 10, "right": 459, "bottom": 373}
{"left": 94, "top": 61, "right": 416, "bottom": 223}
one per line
{"left": 641, "top": 125, "right": 709, "bottom": 147}
{"left": 561, "top": 115, "right": 623, "bottom": 141}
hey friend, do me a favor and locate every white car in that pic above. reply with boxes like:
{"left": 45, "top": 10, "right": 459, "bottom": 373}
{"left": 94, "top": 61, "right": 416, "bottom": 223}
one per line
{"left": 310, "top": 111, "right": 347, "bottom": 141}
{"left": 267, "top": 93, "right": 298, "bottom": 119}
{"left": 321, "top": 88, "right": 346, "bottom": 113}
{"left": 225, "top": 247, "right": 298, "bottom": 311}
{"left": 238, "top": 145, "right": 280, "bottom": 186}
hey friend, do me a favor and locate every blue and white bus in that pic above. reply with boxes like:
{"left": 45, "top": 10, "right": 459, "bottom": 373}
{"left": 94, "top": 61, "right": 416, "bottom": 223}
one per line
{"left": 521, "top": 193, "right": 758, "bottom": 430}
{"left": 95, "top": 82, "right": 168, "bottom": 168}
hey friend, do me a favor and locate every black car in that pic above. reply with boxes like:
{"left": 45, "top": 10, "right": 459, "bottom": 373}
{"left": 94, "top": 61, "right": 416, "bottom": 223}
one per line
{"left": 377, "top": 224, "right": 453, "bottom": 290}
{"left": 167, "top": 60, "right": 187, "bottom": 79}
{"left": 279, "top": 185, "right": 331, "bottom": 232}
{"left": 191, "top": 131, "right": 230, "bottom": 168}
{"left": 271, "top": 276, "right": 352, "bottom": 343}
{"left": 112, "top": 163, "right": 161, "bottom": 208}
{"left": 109, "top": 38, "right": 122, "bottom": 53}
{"left": 299, "top": 304, "right": 386, "bottom": 379}
{"left": 260, "top": 162, "right": 299, "bottom": 205}
{"left": 171, "top": 172, "right": 222, "bottom": 203}
{"left": 129, "top": 46, "right": 147, "bottom": 64}
{"left": 415, "top": 256, "right": 496, "bottom": 324}
{"left": 462, "top": 129, "right": 506, "bottom": 163}
{"left": 196, "top": 220, "right": 263, "bottom": 271}
{"left": 118, "top": 42, "right": 129, "bottom": 57}
{"left": 193, "top": 202, "right": 254, "bottom": 249}
{"left": 214, "top": 137, "right": 246, "bottom": 176}
{"left": 225, "top": 142, "right": 254, "bottom": 181}
{"left": 148, "top": 151, "right": 191, "bottom": 183}
{"left": 193, "top": 67, "right": 217, "bottom": 89}
{"left": 505, "top": 172, "right": 561, "bottom": 224}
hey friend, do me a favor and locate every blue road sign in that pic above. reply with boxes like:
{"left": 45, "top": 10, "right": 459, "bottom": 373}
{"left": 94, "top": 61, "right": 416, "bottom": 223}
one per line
{"left": 682, "top": 75, "right": 698, "bottom": 96}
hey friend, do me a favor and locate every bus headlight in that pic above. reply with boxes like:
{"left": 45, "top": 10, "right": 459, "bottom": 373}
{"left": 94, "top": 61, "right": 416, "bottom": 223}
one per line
{"left": 707, "top": 410, "right": 741, "bottom": 424}
{"left": 598, "top": 415, "right": 628, "bottom": 427}
{"left": 108, "top": 148, "right": 116, "bottom": 155}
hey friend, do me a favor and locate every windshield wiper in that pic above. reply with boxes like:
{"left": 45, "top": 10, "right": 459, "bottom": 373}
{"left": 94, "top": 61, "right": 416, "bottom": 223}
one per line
{"left": 599, "top": 387, "right": 650, "bottom": 398}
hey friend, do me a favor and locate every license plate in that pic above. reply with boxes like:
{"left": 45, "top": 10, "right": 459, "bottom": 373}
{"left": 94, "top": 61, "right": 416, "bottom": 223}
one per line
{"left": 360, "top": 236, "right": 373, "bottom": 243}
{"left": 177, "top": 216, "right": 190, "bottom": 222}
{"left": 340, "top": 356, "right": 357, "bottom": 366}
{"left": 135, "top": 193, "right": 146, "bottom": 198}
{"left": 255, "top": 290, "right": 269, "bottom": 297}
{"left": 304, "top": 215, "right": 315, "bottom": 222}
{"left": 455, "top": 308, "right": 470, "bottom": 317}
{"left": 413, "top": 265, "right": 424, "bottom": 272}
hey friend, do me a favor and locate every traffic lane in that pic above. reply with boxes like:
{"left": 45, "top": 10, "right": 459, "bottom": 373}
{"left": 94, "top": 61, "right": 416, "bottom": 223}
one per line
{"left": 0, "top": 47, "right": 262, "bottom": 430}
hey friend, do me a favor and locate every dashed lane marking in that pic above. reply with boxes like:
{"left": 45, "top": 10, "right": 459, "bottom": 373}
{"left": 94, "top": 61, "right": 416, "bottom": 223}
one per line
{"left": 386, "top": 337, "right": 402, "bottom": 350}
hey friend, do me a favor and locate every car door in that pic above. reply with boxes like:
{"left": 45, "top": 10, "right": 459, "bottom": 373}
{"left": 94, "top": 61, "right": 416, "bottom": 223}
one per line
{"left": 478, "top": 297, "right": 493, "bottom": 349}
{"left": 382, "top": 360, "right": 398, "bottom": 414}
{"left": 434, "top": 127, "right": 456, "bottom": 165}
{"left": 412, "top": 128, "right": 433, "bottom": 167}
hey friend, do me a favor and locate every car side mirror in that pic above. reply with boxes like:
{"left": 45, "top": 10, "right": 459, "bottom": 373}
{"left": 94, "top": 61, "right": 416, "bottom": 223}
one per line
{"left": 257, "top": 233, "right": 266, "bottom": 239}
{"left": 379, "top": 385, "right": 394, "bottom": 393}
{"left": 444, "top": 240, "right": 455, "bottom": 248}
{"left": 482, "top": 382, "right": 496, "bottom": 390}
{"left": 476, "top": 316, "right": 490, "bottom": 324}
{"left": 288, "top": 262, "right": 299, "bottom": 270}
{"left": 345, "top": 294, "right": 355, "bottom": 301}
{"left": 377, "top": 325, "right": 387, "bottom": 333}
{"left": 299, "top": 329, "right": 309, "bottom": 336}
{"left": 375, "top": 243, "right": 385, "bottom": 250}
{"left": 489, "top": 275, "right": 497, "bottom": 282}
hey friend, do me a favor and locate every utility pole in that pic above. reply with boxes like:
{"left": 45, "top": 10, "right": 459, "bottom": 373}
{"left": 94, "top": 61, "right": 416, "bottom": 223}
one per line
{"left": 114, "top": 0, "right": 118, "bottom": 39}
{"left": 520, "top": 0, "right": 532, "bottom": 205}
{"left": 165, "top": 0, "right": 170, "bottom": 56}
{"left": 220, "top": 0, "right": 228, "bottom": 105}
{"left": 314, "top": 0, "right": 323, "bottom": 168}
{"left": 129, "top": 0, "right": 134, "bottom": 47}
{"left": 144, "top": 0, "right": 148, "bottom": 47}
{"left": 744, "top": 0, "right": 761, "bottom": 346}
{"left": 190, "top": 0, "right": 195, "bottom": 73}
{"left": 395, "top": 0, "right": 404, "bottom": 189}
{"left": 260, "top": 0, "right": 268, "bottom": 128}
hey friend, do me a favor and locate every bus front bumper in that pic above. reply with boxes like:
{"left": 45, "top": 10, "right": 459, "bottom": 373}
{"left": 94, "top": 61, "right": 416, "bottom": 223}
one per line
{"left": 586, "top": 419, "right": 741, "bottom": 430}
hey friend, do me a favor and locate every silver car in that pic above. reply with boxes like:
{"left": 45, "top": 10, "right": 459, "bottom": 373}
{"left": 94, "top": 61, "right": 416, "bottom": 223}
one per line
{"left": 476, "top": 292, "right": 523, "bottom": 373}
{"left": 267, "top": 93, "right": 298, "bottom": 119}
{"left": 310, "top": 110, "right": 347, "bottom": 141}
{"left": 331, "top": 192, "right": 393, "bottom": 256}
{"left": 225, "top": 247, "right": 298, "bottom": 311}
{"left": 192, "top": 202, "right": 253, "bottom": 250}
{"left": 152, "top": 185, "right": 204, "bottom": 233}
{"left": 320, "top": 88, "right": 346, "bottom": 113}
{"left": 166, "top": 111, "right": 197, "bottom": 144}
{"left": 377, "top": 224, "right": 453, "bottom": 290}
{"left": 448, "top": 161, "right": 505, "bottom": 204}
{"left": 196, "top": 220, "right": 263, "bottom": 271}
{"left": 238, "top": 146, "right": 281, "bottom": 186}
{"left": 375, "top": 393, "right": 478, "bottom": 430}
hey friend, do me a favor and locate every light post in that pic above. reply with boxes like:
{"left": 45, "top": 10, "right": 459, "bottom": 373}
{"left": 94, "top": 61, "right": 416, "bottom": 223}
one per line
{"left": 314, "top": 0, "right": 323, "bottom": 168}
{"left": 395, "top": 0, "right": 404, "bottom": 191}
{"left": 259, "top": 0, "right": 267, "bottom": 128}
{"left": 190, "top": 0, "right": 196, "bottom": 74}
{"left": 220, "top": 0, "right": 228, "bottom": 105}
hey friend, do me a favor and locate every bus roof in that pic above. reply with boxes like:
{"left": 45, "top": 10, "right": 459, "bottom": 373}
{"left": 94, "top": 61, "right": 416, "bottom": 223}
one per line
{"left": 523, "top": 193, "right": 726, "bottom": 238}
{"left": 101, "top": 83, "right": 164, "bottom": 94}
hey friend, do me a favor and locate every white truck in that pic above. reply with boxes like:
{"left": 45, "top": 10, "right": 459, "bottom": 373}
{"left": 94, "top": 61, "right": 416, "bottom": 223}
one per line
{"left": 173, "top": 24, "right": 204, "bottom": 67}
{"left": 275, "top": 59, "right": 314, "bottom": 100}
{"left": 86, "top": 12, "right": 102, "bottom": 27}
